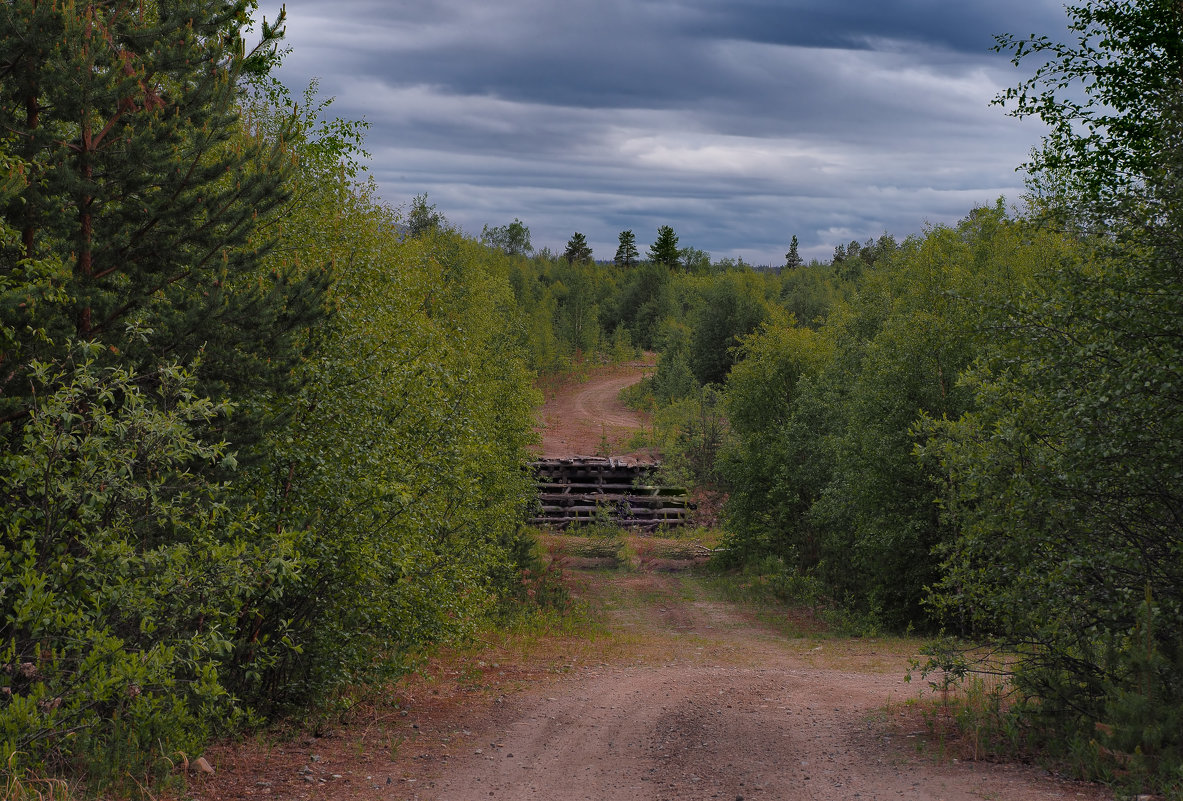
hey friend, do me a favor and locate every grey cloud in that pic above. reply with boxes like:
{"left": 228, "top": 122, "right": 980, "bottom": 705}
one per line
{"left": 678, "top": 0, "right": 1069, "bottom": 55}
{"left": 269, "top": 0, "right": 1056, "bottom": 264}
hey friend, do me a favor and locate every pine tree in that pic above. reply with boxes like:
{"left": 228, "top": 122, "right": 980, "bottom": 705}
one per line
{"left": 648, "top": 225, "right": 681, "bottom": 268}
{"left": 563, "top": 231, "right": 593, "bottom": 264}
{"left": 614, "top": 229, "right": 639, "bottom": 267}
{"left": 784, "top": 235, "right": 803, "bottom": 269}
{"left": 0, "top": 1, "right": 325, "bottom": 430}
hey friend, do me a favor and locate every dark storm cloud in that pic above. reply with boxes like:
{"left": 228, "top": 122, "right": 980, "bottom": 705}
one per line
{"left": 269, "top": 0, "right": 1068, "bottom": 264}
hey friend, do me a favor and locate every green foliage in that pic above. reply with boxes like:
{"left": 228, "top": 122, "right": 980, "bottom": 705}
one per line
{"left": 481, "top": 218, "right": 533, "bottom": 257}
{"left": 830, "top": 234, "right": 897, "bottom": 283}
{"left": 778, "top": 262, "right": 848, "bottom": 328}
{"left": 709, "top": 554, "right": 827, "bottom": 608}
{"left": 719, "top": 320, "right": 834, "bottom": 565}
{"left": 688, "top": 271, "right": 770, "bottom": 386}
{"left": 0, "top": 344, "right": 279, "bottom": 777}
{"left": 612, "top": 261, "right": 671, "bottom": 350}
{"left": 653, "top": 385, "right": 729, "bottom": 488}
{"left": 784, "top": 235, "right": 803, "bottom": 270}
{"left": 2, "top": 2, "right": 1177, "bottom": 795}
{"left": 703, "top": 555, "right": 879, "bottom": 635}
{"left": 562, "top": 232, "right": 593, "bottom": 264}
{"left": 994, "top": 0, "right": 1183, "bottom": 218}
{"left": 406, "top": 193, "right": 446, "bottom": 237}
{"left": 501, "top": 252, "right": 622, "bottom": 368}
{"left": 919, "top": 5, "right": 1183, "bottom": 791}
{"left": 236, "top": 164, "right": 541, "bottom": 710}
{"left": 919, "top": 210, "right": 1183, "bottom": 785}
{"left": 0, "top": 0, "right": 325, "bottom": 431}
{"left": 0, "top": 145, "right": 69, "bottom": 394}
{"left": 0, "top": 3, "right": 330, "bottom": 783}
{"left": 648, "top": 225, "right": 681, "bottom": 268}
{"left": 0, "top": 15, "right": 546, "bottom": 785}
{"left": 680, "top": 246, "right": 712, "bottom": 274}
{"left": 642, "top": 319, "right": 696, "bottom": 405}
{"left": 721, "top": 206, "right": 1060, "bottom": 627}
{"left": 608, "top": 324, "right": 638, "bottom": 363}
{"left": 490, "top": 527, "right": 570, "bottom": 614}
{"left": 614, "top": 230, "right": 639, "bottom": 268}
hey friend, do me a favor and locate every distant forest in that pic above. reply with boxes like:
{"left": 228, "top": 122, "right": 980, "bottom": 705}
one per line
{"left": 1, "top": 0, "right": 1180, "bottom": 795}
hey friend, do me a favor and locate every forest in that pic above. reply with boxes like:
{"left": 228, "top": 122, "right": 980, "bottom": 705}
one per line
{"left": 1, "top": 0, "right": 1180, "bottom": 796}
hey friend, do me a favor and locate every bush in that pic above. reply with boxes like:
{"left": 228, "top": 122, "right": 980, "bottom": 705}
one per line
{"left": 0, "top": 344, "right": 282, "bottom": 779}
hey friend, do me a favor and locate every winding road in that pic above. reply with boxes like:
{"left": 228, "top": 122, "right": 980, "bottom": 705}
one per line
{"left": 537, "top": 362, "right": 654, "bottom": 458}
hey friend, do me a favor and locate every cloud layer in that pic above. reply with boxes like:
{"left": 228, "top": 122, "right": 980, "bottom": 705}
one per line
{"left": 271, "top": 0, "right": 1067, "bottom": 263}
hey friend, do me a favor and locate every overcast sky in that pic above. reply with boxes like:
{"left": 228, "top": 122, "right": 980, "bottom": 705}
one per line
{"left": 266, "top": 1, "right": 1070, "bottom": 265}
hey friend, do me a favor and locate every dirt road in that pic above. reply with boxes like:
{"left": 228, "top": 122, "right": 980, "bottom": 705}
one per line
{"left": 426, "top": 574, "right": 1105, "bottom": 801}
{"left": 536, "top": 361, "right": 654, "bottom": 458}
{"left": 193, "top": 362, "right": 1109, "bottom": 801}
{"left": 196, "top": 569, "right": 1107, "bottom": 801}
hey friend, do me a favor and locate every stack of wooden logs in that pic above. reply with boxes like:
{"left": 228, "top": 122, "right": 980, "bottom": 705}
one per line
{"left": 529, "top": 456, "right": 692, "bottom": 530}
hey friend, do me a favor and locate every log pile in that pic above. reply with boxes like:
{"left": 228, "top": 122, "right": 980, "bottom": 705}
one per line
{"left": 529, "top": 456, "right": 692, "bottom": 530}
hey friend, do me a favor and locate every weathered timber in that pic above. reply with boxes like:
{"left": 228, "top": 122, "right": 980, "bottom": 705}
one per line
{"left": 529, "top": 456, "right": 693, "bottom": 530}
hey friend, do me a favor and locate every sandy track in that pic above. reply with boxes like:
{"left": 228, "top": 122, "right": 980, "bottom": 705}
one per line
{"left": 431, "top": 669, "right": 1096, "bottom": 801}
{"left": 537, "top": 362, "right": 654, "bottom": 458}
{"left": 425, "top": 575, "right": 1106, "bottom": 801}
{"left": 571, "top": 374, "right": 649, "bottom": 433}
{"left": 193, "top": 572, "right": 1108, "bottom": 801}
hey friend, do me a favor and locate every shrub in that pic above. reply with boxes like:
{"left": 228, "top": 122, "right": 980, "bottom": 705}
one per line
{"left": 0, "top": 344, "right": 283, "bottom": 779}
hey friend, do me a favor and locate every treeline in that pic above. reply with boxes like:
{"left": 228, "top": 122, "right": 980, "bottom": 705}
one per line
{"left": 716, "top": 196, "right": 1181, "bottom": 785}
{"left": 0, "top": 2, "right": 544, "bottom": 784}
{"left": 485, "top": 219, "right": 854, "bottom": 384}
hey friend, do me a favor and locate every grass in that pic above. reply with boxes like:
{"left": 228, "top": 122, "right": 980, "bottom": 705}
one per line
{"left": 1, "top": 771, "right": 75, "bottom": 801}
{"left": 901, "top": 673, "right": 1019, "bottom": 762}
{"left": 536, "top": 527, "right": 724, "bottom": 573}
{"left": 898, "top": 651, "right": 1179, "bottom": 798}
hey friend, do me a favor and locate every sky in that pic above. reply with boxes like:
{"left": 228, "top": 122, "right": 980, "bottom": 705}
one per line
{"left": 265, "top": 0, "right": 1071, "bottom": 265}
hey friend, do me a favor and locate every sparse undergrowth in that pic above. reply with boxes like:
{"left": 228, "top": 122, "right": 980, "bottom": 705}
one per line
{"left": 702, "top": 555, "right": 885, "bottom": 637}
{"left": 904, "top": 644, "right": 1183, "bottom": 801}
{"left": 2, "top": 767, "right": 75, "bottom": 801}
{"left": 537, "top": 526, "right": 723, "bottom": 572}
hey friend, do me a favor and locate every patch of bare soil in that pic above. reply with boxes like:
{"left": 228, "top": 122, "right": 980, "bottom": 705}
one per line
{"left": 535, "top": 360, "right": 656, "bottom": 459}
{"left": 192, "top": 569, "right": 1108, "bottom": 801}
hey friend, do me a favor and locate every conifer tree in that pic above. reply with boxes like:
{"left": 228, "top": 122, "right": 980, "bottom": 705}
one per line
{"left": 563, "top": 231, "right": 593, "bottom": 264}
{"left": 648, "top": 225, "right": 681, "bottom": 268}
{"left": 784, "top": 235, "right": 803, "bottom": 269}
{"left": 0, "top": 1, "right": 325, "bottom": 432}
{"left": 614, "top": 229, "right": 639, "bottom": 267}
